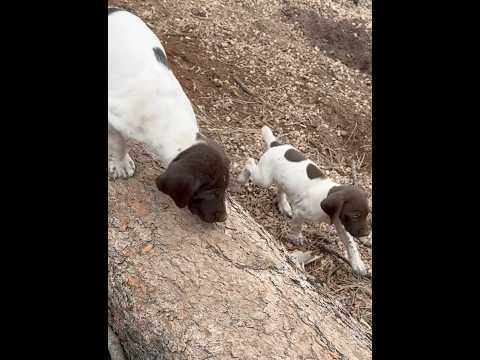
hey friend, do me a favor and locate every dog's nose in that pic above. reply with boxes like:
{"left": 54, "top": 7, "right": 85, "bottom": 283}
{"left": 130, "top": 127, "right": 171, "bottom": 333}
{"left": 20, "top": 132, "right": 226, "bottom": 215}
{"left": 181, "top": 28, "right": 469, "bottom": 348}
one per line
{"left": 359, "top": 231, "right": 370, "bottom": 238}
{"left": 216, "top": 211, "right": 227, "bottom": 222}
{"left": 358, "top": 226, "right": 370, "bottom": 237}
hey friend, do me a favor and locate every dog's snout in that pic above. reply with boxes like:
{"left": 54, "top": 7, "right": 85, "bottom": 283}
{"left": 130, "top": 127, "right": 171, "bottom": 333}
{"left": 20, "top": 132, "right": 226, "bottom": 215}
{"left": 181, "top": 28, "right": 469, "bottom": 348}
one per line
{"left": 216, "top": 211, "right": 227, "bottom": 222}
{"left": 358, "top": 228, "right": 370, "bottom": 238}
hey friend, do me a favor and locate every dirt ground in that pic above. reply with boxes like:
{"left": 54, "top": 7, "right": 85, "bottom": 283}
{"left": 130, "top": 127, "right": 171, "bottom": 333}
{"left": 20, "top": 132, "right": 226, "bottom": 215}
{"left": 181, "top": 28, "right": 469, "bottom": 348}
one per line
{"left": 109, "top": 0, "right": 372, "bottom": 331}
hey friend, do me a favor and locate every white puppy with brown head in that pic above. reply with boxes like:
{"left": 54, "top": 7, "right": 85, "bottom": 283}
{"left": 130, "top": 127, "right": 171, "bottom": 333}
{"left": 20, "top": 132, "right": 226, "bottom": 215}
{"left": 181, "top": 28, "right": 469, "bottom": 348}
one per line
{"left": 237, "top": 126, "right": 370, "bottom": 275}
{"left": 108, "top": 8, "right": 230, "bottom": 223}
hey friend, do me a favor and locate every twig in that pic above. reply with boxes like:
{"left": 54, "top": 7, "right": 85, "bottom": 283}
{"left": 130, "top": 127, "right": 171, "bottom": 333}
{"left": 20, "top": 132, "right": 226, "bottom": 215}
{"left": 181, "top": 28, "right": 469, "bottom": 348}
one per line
{"left": 164, "top": 32, "right": 194, "bottom": 38}
{"left": 334, "top": 284, "right": 372, "bottom": 297}
{"left": 231, "top": 99, "right": 261, "bottom": 105}
{"left": 191, "top": 14, "right": 209, "bottom": 20}
{"left": 232, "top": 76, "right": 285, "bottom": 115}
{"left": 351, "top": 159, "right": 358, "bottom": 186}
{"left": 326, "top": 265, "right": 340, "bottom": 285}
{"left": 345, "top": 121, "right": 358, "bottom": 145}
{"left": 358, "top": 152, "right": 366, "bottom": 169}
{"left": 233, "top": 76, "right": 257, "bottom": 97}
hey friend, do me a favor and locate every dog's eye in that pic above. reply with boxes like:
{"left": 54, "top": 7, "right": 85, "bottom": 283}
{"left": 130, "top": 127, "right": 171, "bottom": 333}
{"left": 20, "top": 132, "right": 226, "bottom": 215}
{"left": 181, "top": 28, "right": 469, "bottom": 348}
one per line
{"left": 191, "top": 197, "right": 203, "bottom": 204}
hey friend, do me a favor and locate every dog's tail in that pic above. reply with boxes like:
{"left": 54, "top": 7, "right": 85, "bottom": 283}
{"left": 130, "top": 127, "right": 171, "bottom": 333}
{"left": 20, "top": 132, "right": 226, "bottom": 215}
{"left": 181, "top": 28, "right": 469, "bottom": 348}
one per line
{"left": 261, "top": 126, "right": 281, "bottom": 149}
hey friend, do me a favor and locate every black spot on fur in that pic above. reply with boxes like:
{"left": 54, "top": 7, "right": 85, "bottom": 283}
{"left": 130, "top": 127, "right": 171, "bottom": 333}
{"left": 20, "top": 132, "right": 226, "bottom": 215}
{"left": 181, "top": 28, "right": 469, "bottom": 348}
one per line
{"left": 270, "top": 141, "right": 282, "bottom": 147}
{"left": 108, "top": 7, "right": 123, "bottom": 16}
{"left": 284, "top": 148, "right": 306, "bottom": 162}
{"left": 306, "top": 163, "right": 324, "bottom": 179}
{"left": 153, "top": 47, "right": 170, "bottom": 69}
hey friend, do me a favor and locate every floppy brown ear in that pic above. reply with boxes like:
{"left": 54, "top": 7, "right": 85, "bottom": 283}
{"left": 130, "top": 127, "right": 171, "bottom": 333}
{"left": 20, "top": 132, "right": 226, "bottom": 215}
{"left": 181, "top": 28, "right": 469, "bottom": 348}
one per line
{"left": 155, "top": 171, "right": 197, "bottom": 209}
{"left": 320, "top": 192, "right": 345, "bottom": 224}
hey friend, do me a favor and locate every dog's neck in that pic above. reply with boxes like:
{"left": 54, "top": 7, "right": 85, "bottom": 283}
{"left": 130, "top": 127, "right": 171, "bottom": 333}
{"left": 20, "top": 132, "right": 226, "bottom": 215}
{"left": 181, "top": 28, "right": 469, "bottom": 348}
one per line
{"left": 158, "top": 132, "right": 197, "bottom": 165}
{"left": 154, "top": 131, "right": 214, "bottom": 166}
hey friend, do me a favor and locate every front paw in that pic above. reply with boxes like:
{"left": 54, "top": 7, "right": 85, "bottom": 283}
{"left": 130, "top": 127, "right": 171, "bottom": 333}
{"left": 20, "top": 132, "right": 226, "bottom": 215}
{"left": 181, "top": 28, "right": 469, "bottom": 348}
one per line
{"left": 109, "top": 154, "right": 135, "bottom": 179}
{"left": 351, "top": 259, "right": 368, "bottom": 276}
{"left": 287, "top": 233, "right": 305, "bottom": 246}
{"left": 276, "top": 200, "right": 293, "bottom": 218}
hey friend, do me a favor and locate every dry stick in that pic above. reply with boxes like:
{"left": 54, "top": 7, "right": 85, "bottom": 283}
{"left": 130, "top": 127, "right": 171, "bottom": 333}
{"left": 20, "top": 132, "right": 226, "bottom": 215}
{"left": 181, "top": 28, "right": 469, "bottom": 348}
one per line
{"left": 233, "top": 76, "right": 256, "bottom": 97}
{"left": 326, "top": 265, "right": 340, "bottom": 286}
{"left": 351, "top": 159, "right": 358, "bottom": 187}
{"left": 164, "top": 32, "right": 194, "bottom": 38}
{"left": 232, "top": 75, "right": 282, "bottom": 114}
{"left": 313, "top": 244, "right": 351, "bottom": 267}
{"left": 334, "top": 284, "right": 372, "bottom": 297}
{"left": 191, "top": 14, "right": 208, "bottom": 20}
{"left": 358, "top": 152, "right": 366, "bottom": 169}
{"left": 345, "top": 121, "right": 358, "bottom": 145}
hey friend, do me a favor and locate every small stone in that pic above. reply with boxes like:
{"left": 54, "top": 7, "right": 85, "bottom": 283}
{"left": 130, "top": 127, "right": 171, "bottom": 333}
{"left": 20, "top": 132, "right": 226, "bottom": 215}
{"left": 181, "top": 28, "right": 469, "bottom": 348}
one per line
{"left": 143, "top": 243, "right": 154, "bottom": 253}
{"left": 191, "top": 8, "right": 207, "bottom": 18}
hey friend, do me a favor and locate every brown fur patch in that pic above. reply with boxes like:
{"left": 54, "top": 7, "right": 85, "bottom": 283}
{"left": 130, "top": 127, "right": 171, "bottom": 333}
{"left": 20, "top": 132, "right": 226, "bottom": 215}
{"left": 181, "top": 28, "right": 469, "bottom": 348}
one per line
{"left": 306, "top": 163, "right": 324, "bottom": 179}
{"left": 284, "top": 148, "right": 306, "bottom": 162}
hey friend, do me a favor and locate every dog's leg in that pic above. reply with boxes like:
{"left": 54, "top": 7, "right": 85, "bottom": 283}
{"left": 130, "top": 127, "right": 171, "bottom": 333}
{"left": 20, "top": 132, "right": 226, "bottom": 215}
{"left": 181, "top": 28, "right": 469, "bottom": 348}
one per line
{"left": 276, "top": 190, "right": 293, "bottom": 218}
{"left": 286, "top": 214, "right": 305, "bottom": 245}
{"left": 237, "top": 158, "right": 272, "bottom": 187}
{"left": 341, "top": 229, "right": 368, "bottom": 276}
{"left": 236, "top": 160, "right": 252, "bottom": 185}
{"left": 108, "top": 123, "right": 135, "bottom": 179}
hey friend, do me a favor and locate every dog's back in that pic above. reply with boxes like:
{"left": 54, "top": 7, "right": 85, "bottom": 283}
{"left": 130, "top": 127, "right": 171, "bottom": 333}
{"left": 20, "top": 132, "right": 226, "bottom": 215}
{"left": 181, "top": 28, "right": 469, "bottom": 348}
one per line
{"left": 257, "top": 127, "right": 333, "bottom": 199}
{"left": 108, "top": 10, "right": 167, "bottom": 88}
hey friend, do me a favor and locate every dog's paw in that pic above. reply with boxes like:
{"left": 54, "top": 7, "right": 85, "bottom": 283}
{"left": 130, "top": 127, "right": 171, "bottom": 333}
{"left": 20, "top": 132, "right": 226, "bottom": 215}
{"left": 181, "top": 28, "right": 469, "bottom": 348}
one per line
{"left": 287, "top": 233, "right": 305, "bottom": 246}
{"left": 109, "top": 154, "right": 135, "bottom": 179}
{"left": 236, "top": 170, "right": 250, "bottom": 185}
{"left": 277, "top": 199, "right": 293, "bottom": 218}
{"left": 350, "top": 259, "right": 368, "bottom": 276}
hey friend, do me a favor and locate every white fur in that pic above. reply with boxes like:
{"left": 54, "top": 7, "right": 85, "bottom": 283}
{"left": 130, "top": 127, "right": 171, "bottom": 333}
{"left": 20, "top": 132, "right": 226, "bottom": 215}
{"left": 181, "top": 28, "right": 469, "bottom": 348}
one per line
{"left": 108, "top": 10, "right": 201, "bottom": 178}
{"left": 238, "top": 126, "right": 368, "bottom": 275}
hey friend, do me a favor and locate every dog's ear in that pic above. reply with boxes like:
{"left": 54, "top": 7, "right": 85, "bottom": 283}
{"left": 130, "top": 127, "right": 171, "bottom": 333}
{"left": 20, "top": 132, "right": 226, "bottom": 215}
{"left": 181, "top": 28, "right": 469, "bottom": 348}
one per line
{"left": 320, "top": 191, "right": 345, "bottom": 224}
{"left": 155, "top": 171, "right": 198, "bottom": 208}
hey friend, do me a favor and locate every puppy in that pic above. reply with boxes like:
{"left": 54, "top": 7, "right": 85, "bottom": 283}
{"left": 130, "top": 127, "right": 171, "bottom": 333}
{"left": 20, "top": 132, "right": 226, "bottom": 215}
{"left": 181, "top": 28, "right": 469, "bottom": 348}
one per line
{"left": 237, "top": 127, "right": 370, "bottom": 275}
{"left": 108, "top": 8, "right": 229, "bottom": 223}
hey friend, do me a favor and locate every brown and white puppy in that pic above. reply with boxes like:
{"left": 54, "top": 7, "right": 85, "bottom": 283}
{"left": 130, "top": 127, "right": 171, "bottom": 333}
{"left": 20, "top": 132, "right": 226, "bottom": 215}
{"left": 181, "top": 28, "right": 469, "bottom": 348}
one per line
{"left": 108, "top": 9, "right": 229, "bottom": 223}
{"left": 156, "top": 137, "right": 229, "bottom": 223}
{"left": 237, "top": 127, "right": 370, "bottom": 275}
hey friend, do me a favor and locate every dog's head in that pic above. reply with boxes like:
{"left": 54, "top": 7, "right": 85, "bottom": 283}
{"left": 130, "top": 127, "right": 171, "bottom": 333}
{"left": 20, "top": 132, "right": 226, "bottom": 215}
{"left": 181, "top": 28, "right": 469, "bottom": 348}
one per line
{"left": 155, "top": 141, "right": 230, "bottom": 223}
{"left": 320, "top": 185, "right": 370, "bottom": 238}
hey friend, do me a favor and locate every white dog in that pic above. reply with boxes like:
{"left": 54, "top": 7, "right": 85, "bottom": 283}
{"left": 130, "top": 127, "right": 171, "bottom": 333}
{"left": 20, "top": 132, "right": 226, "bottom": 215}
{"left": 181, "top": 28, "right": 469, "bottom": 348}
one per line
{"left": 108, "top": 8, "right": 229, "bottom": 223}
{"left": 237, "top": 127, "right": 370, "bottom": 275}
